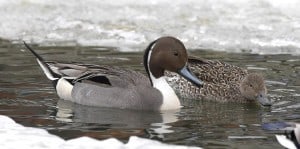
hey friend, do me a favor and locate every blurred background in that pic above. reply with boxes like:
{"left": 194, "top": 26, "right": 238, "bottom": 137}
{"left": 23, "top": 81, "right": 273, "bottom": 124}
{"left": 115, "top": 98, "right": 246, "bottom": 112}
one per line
{"left": 0, "top": 0, "right": 300, "bottom": 54}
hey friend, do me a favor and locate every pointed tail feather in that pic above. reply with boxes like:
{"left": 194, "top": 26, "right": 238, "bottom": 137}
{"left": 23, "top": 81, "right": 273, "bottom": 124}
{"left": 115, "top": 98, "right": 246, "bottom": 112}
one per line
{"left": 23, "top": 41, "right": 45, "bottom": 62}
{"left": 23, "top": 41, "right": 58, "bottom": 81}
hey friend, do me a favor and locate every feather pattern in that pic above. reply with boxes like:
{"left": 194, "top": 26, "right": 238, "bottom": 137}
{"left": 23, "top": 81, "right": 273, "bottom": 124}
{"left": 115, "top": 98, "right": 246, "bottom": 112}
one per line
{"left": 44, "top": 61, "right": 150, "bottom": 87}
{"left": 166, "top": 57, "right": 266, "bottom": 104}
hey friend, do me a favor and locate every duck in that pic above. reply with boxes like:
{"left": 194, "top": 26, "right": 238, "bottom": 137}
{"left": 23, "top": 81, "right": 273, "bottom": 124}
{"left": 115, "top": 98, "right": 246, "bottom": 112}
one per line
{"left": 23, "top": 36, "right": 203, "bottom": 111}
{"left": 165, "top": 57, "right": 272, "bottom": 106}
{"left": 276, "top": 123, "right": 300, "bottom": 149}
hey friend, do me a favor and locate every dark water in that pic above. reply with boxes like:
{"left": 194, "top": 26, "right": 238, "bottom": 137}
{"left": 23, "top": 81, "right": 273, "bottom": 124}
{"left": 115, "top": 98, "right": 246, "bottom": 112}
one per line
{"left": 0, "top": 40, "right": 299, "bottom": 148}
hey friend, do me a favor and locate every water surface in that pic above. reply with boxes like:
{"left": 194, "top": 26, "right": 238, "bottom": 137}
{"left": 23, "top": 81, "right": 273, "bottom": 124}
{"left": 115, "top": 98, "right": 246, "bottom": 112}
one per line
{"left": 0, "top": 41, "right": 299, "bottom": 148}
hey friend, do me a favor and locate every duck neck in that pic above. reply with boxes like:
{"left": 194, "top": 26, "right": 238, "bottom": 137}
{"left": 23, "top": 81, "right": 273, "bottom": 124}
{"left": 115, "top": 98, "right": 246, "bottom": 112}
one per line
{"left": 144, "top": 39, "right": 181, "bottom": 110}
{"left": 144, "top": 40, "right": 157, "bottom": 86}
{"left": 149, "top": 72, "right": 181, "bottom": 110}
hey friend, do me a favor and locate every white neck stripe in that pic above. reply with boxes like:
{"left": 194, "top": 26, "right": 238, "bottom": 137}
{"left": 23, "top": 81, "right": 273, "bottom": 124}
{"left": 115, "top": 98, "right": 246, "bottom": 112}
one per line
{"left": 146, "top": 42, "right": 181, "bottom": 110}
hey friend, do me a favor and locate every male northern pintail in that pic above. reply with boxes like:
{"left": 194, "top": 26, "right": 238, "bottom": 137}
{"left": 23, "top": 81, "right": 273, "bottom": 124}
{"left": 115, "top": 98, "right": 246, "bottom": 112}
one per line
{"left": 166, "top": 56, "right": 272, "bottom": 106}
{"left": 23, "top": 36, "right": 203, "bottom": 111}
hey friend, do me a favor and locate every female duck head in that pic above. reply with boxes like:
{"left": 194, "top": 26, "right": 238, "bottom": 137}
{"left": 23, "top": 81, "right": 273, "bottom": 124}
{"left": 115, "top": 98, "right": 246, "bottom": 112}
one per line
{"left": 239, "top": 73, "right": 272, "bottom": 106}
{"left": 144, "top": 36, "right": 203, "bottom": 87}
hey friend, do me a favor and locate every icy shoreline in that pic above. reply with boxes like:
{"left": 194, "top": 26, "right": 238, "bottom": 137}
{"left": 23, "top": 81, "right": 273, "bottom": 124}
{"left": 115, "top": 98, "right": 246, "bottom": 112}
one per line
{"left": 0, "top": 0, "right": 300, "bottom": 55}
{"left": 0, "top": 115, "right": 200, "bottom": 149}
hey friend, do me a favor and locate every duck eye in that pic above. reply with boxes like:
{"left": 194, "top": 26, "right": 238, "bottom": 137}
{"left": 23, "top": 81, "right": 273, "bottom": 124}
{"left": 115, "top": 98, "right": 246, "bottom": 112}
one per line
{"left": 172, "top": 49, "right": 179, "bottom": 56}
{"left": 249, "top": 84, "right": 253, "bottom": 88}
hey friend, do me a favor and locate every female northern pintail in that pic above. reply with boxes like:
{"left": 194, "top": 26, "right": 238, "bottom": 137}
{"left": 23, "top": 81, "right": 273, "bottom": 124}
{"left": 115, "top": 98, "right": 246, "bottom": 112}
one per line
{"left": 166, "top": 57, "right": 272, "bottom": 106}
{"left": 23, "top": 37, "right": 203, "bottom": 111}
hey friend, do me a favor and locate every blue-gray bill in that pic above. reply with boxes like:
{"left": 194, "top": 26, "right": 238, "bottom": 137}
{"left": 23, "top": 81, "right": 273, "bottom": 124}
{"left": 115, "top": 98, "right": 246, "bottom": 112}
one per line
{"left": 178, "top": 65, "right": 203, "bottom": 88}
{"left": 257, "top": 92, "right": 272, "bottom": 106}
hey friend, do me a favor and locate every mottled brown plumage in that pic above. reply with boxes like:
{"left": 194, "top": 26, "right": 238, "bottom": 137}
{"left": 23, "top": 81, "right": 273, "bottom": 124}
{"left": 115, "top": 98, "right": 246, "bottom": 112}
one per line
{"left": 166, "top": 57, "right": 272, "bottom": 106}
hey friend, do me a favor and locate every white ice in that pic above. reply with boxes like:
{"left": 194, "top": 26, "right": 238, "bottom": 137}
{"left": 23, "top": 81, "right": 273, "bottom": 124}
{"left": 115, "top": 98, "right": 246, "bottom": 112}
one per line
{"left": 0, "top": 0, "right": 300, "bottom": 54}
{"left": 0, "top": 115, "right": 201, "bottom": 149}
